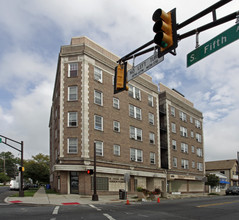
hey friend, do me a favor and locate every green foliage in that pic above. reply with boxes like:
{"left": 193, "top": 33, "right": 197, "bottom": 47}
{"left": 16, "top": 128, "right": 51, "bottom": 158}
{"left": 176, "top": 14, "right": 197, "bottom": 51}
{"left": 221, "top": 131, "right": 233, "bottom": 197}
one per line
{"left": 0, "top": 152, "right": 18, "bottom": 178}
{"left": 205, "top": 174, "right": 220, "bottom": 187}
{"left": 0, "top": 172, "right": 10, "bottom": 183}
{"left": 24, "top": 153, "right": 50, "bottom": 184}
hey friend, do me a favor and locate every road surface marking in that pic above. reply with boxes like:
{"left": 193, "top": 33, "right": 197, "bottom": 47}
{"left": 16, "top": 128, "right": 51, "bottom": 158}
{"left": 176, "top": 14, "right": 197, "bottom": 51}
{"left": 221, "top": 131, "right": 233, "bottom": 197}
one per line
{"left": 52, "top": 206, "right": 60, "bottom": 215}
{"left": 197, "top": 200, "right": 239, "bottom": 208}
{"left": 103, "top": 213, "right": 116, "bottom": 220}
{"left": 89, "top": 204, "right": 101, "bottom": 211}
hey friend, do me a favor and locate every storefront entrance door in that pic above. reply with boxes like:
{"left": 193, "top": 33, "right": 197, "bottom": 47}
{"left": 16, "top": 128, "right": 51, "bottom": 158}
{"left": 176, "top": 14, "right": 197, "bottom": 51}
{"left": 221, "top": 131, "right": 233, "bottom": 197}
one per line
{"left": 70, "top": 171, "right": 79, "bottom": 194}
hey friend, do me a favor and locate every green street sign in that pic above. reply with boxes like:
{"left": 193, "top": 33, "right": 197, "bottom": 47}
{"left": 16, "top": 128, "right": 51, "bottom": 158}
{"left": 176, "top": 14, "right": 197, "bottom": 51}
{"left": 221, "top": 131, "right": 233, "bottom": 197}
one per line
{"left": 187, "top": 23, "right": 239, "bottom": 67}
{"left": 0, "top": 138, "right": 2, "bottom": 143}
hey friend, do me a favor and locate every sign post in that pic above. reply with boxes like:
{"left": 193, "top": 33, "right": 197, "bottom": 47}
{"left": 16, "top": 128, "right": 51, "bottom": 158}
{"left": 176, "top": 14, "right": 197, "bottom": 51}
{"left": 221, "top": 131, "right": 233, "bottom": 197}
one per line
{"left": 187, "top": 23, "right": 239, "bottom": 67}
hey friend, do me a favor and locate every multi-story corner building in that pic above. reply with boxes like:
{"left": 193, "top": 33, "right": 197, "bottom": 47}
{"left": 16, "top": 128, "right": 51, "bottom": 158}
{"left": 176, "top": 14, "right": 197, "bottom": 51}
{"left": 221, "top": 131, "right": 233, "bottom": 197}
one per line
{"left": 159, "top": 83, "right": 205, "bottom": 194}
{"left": 49, "top": 36, "right": 166, "bottom": 195}
{"left": 49, "top": 36, "right": 205, "bottom": 195}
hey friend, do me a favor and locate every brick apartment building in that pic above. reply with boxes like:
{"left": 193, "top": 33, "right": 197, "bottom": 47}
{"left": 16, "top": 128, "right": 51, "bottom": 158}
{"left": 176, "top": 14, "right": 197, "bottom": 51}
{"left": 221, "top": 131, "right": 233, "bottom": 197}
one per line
{"left": 49, "top": 36, "right": 205, "bottom": 195}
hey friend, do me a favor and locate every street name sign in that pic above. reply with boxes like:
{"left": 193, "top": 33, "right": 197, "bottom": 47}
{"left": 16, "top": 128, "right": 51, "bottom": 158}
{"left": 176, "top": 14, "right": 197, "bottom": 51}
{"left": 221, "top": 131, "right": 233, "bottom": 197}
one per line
{"left": 127, "top": 53, "right": 164, "bottom": 81}
{"left": 187, "top": 23, "right": 239, "bottom": 67}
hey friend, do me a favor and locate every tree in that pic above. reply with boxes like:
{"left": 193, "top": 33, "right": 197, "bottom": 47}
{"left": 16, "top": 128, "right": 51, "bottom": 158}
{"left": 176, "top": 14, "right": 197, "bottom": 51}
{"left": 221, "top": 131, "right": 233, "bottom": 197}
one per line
{"left": 0, "top": 152, "right": 18, "bottom": 178}
{"left": 24, "top": 153, "right": 50, "bottom": 184}
{"left": 0, "top": 172, "right": 10, "bottom": 184}
{"left": 206, "top": 174, "right": 220, "bottom": 188}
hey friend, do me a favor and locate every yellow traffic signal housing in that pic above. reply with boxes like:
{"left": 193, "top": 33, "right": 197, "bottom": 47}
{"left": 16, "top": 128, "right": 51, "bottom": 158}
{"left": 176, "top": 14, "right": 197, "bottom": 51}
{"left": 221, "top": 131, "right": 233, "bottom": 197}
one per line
{"left": 152, "top": 8, "right": 178, "bottom": 54}
{"left": 114, "top": 62, "right": 128, "bottom": 94}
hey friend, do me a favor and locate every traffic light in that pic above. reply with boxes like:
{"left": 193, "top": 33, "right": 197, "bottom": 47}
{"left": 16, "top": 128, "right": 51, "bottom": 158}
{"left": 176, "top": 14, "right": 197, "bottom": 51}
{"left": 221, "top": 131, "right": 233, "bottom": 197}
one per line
{"left": 19, "top": 167, "right": 24, "bottom": 172}
{"left": 87, "top": 169, "right": 94, "bottom": 175}
{"left": 152, "top": 8, "right": 177, "bottom": 56}
{"left": 114, "top": 62, "right": 128, "bottom": 94}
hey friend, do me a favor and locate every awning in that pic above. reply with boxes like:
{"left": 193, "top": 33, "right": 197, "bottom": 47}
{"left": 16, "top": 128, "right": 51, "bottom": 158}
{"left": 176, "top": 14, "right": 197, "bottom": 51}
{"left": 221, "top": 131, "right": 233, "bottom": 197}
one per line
{"left": 220, "top": 180, "right": 230, "bottom": 184}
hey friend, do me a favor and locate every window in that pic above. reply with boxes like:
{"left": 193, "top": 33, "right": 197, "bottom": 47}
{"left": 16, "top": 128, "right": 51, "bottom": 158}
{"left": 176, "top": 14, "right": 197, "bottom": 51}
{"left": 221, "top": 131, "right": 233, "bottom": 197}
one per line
{"left": 196, "top": 133, "right": 202, "bottom": 143}
{"left": 129, "top": 104, "right": 142, "bottom": 120}
{"left": 190, "top": 116, "right": 193, "bottom": 123}
{"left": 113, "top": 145, "right": 120, "bottom": 156}
{"left": 149, "top": 132, "right": 155, "bottom": 144}
{"left": 191, "top": 131, "right": 194, "bottom": 138}
{"left": 91, "top": 177, "right": 108, "bottom": 190}
{"left": 195, "top": 119, "right": 201, "bottom": 129}
{"left": 94, "top": 90, "right": 103, "bottom": 106}
{"left": 192, "top": 161, "right": 195, "bottom": 168}
{"left": 173, "top": 157, "right": 177, "bottom": 167}
{"left": 179, "top": 111, "right": 187, "bottom": 122}
{"left": 197, "top": 162, "right": 203, "bottom": 171}
{"left": 191, "top": 145, "right": 195, "bottom": 153}
{"left": 128, "top": 85, "right": 141, "bottom": 100}
{"left": 130, "top": 148, "right": 143, "bottom": 162}
{"left": 94, "top": 115, "right": 103, "bottom": 131}
{"left": 172, "top": 140, "right": 177, "bottom": 150}
{"left": 180, "top": 126, "right": 188, "bottom": 137}
{"left": 181, "top": 159, "right": 189, "bottom": 169}
{"left": 113, "top": 121, "right": 120, "bottom": 132}
{"left": 67, "top": 138, "right": 78, "bottom": 153}
{"left": 95, "top": 141, "right": 103, "bottom": 156}
{"left": 130, "top": 126, "right": 142, "bottom": 141}
{"left": 68, "top": 86, "right": 78, "bottom": 101}
{"left": 197, "top": 148, "right": 203, "bottom": 157}
{"left": 171, "top": 107, "right": 175, "bottom": 116}
{"left": 68, "top": 112, "right": 78, "bottom": 127}
{"left": 94, "top": 66, "right": 102, "bottom": 82}
{"left": 148, "top": 113, "right": 154, "bottom": 125}
{"left": 181, "top": 143, "right": 188, "bottom": 153}
{"left": 171, "top": 123, "right": 176, "bottom": 133}
{"left": 150, "top": 152, "right": 155, "bottom": 164}
{"left": 113, "top": 98, "right": 119, "bottom": 109}
{"left": 68, "top": 63, "right": 78, "bottom": 77}
{"left": 148, "top": 95, "right": 154, "bottom": 107}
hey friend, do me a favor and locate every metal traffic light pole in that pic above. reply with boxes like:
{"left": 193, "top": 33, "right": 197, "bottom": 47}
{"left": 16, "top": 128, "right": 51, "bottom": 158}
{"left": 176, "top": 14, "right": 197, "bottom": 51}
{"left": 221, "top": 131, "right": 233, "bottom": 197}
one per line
{"left": 0, "top": 135, "right": 24, "bottom": 197}
{"left": 92, "top": 142, "right": 98, "bottom": 201}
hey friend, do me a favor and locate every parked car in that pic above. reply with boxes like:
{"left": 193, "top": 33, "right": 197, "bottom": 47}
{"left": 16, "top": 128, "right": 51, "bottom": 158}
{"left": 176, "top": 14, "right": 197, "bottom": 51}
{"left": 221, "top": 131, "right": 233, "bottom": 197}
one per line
{"left": 226, "top": 186, "right": 239, "bottom": 195}
{"left": 9, "top": 180, "right": 19, "bottom": 190}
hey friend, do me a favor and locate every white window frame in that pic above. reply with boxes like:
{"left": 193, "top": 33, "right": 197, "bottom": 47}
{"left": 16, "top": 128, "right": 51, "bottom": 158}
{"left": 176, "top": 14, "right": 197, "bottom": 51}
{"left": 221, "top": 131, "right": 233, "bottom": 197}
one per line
{"left": 113, "top": 144, "right": 120, "bottom": 156}
{"left": 68, "top": 63, "right": 78, "bottom": 77}
{"left": 181, "top": 143, "right": 188, "bottom": 153}
{"left": 94, "top": 66, "right": 102, "bottom": 83}
{"left": 68, "top": 86, "right": 78, "bottom": 101}
{"left": 113, "top": 121, "right": 120, "bottom": 132}
{"left": 191, "top": 145, "right": 195, "bottom": 153}
{"left": 68, "top": 112, "right": 78, "bottom": 127}
{"left": 197, "top": 162, "right": 203, "bottom": 171}
{"left": 171, "top": 107, "right": 175, "bottom": 117}
{"left": 148, "top": 113, "right": 154, "bottom": 125}
{"left": 171, "top": 123, "right": 176, "bottom": 133}
{"left": 190, "top": 116, "right": 193, "bottom": 123}
{"left": 197, "top": 148, "right": 203, "bottom": 157}
{"left": 192, "top": 161, "right": 195, "bottom": 168}
{"left": 173, "top": 157, "right": 177, "bottom": 167}
{"left": 191, "top": 130, "right": 194, "bottom": 138}
{"left": 94, "top": 115, "right": 103, "bottom": 131}
{"left": 150, "top": 152, "right": 155, "bottom": 164}
{"left": 67, "top": 138, "right": 78, "bottom": 154}
{"left": 180, "top": 126, "right": 188, "bottom": 137}
{"left": 196, "top": 133, "right": 202, "bottom": 143}
{"left": 149, "top": 132, "right": 155, "bottom": 144}
{"left": 148, "top": 95, "right": 154, "bottom": 107}
{"left": 128, "top": 85, "right": 141, "bottom": 100}
{"left": 195, "top": 119, "right": 201, "bottom": 129}
{"left": 130, "top": 148, "right": 143, "bottom": 162}
{"left": 172, "top": 140, "right": 177, "bottom": 150}
{"left": 94, "top": 90, "right": 103, "bottom": 106}
{"left": 129, "top": 104, "right": 142, "bottom": 120}
{"left": 181, "top": 159, "right": 189, "bottom": 169}
{"left": 179, "top": 111, "right": 187, "bottom": 122}
{"left": 130, "top": 126, "right": 142, "bottom": 141}
{"left": 95, "top": 141, "right": 103, "bottom": 156}
{"left": 113, "top": 98, "right": 120, "bottom": 109}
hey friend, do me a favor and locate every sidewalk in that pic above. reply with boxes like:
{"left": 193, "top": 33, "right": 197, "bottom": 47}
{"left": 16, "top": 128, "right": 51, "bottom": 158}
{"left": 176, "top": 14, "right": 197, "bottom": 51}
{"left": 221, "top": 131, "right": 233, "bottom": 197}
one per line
{"left": 5, "top": 187, "right": 137, "bottom": 205}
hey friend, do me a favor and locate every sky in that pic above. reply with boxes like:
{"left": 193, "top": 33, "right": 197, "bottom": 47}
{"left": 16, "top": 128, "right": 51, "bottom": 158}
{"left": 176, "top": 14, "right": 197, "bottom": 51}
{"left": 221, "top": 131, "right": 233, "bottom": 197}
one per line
{"left": 0, "top": 0, "right": 238, "bottom": 161}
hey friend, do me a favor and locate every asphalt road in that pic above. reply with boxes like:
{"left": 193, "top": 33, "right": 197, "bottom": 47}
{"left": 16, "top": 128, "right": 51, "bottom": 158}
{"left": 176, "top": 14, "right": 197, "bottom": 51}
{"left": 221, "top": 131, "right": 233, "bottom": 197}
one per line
{"left": 1, "top": 194, "right": 239, "bottom": 220}
{"left": 0, "top": 186, "right": 16, "bottom": 204}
